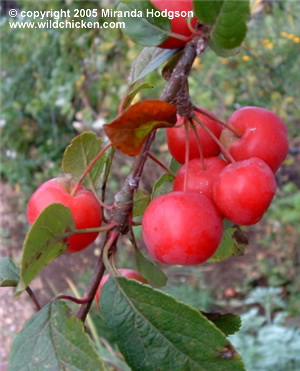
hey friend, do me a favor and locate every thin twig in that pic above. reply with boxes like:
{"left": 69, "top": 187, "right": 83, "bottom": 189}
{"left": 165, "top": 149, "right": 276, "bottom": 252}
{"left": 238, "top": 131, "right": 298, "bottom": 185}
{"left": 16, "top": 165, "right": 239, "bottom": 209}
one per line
{"left": 77, "top": 231, "right": 118, "bottom": 322}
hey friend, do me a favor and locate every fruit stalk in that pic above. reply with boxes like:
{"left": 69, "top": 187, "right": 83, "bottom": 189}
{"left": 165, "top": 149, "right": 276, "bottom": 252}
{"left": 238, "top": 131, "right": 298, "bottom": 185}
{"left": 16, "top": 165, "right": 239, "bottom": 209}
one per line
{"left": 26, "top": 286, "right": 41, "bottom": 311}
{"left": 71, "top": 142, "right": 112, "bottom": 197}
{"left": 56, "top": 295, "right": 91, "bottom": 305}
{"left": 193, "top": 106, "right": 242, "bottom": 138}
{"left": 193, "top": 113, "right": 237, "bottom": 164}
{"left": 183, "top": 120, "right": 190, "bottom": 192}
{"left": 147, "top": 152, "right": 176, "bottom": 178}
{"left": 189, "top": 118, "right": 206, "bottom": 170}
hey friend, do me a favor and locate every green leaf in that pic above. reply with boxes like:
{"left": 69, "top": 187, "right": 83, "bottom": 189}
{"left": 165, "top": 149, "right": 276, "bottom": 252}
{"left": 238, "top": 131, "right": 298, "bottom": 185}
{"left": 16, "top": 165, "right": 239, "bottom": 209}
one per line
{"left": 193, "top": 0, "right": 224, "bottom": 24}
{"left": 207, "top": 43, "right": 241, "bottom": 57}
{"left": 122, "top": 82, "right": 154, "bottom": 111}
{"left": 194, "top": 0, "right": 250, "bottom": 56}
{"left": 162, "top": 50, "right": 184, "bottom": 80}
{"left": 118, "top": 1, "right": 170, "bottom": 47}
{"left": 133, "top": 188, "right": 151, "bottom": 218}
{"left": 207, "top": 222, "right": 248, "bottom": 263}
{"left": 151, "top": 173, "right": 174, "bottom": 199}
{"left": 8, "top": 300, "right": 105, "bottom": 371}
{"left": 169, "top": 157, "right": 181, "bottom": 174}
{"left": 17, "top": 204, "right": 75, "bottom": 294}
{"left": 62, "top": 132, "right": 105, "bottom": 189}
{"left": 101, "top": 146, "right": 116, "bottom": 189}
{"left": 202, "top": 312, "right": 242, "bottom": 336}
{"left": 129, "top": 47, "right": 179, "bottom": 84}
{"left": 98, "top": 345, "right": 131, "bottom": 371}
{"left": 0, "top": 257, "right": 20, "bottom": 287}
{"left": 100, "top": 278, "right": 245, "bottom": 371}
{"left": 134, "top": 245, "right": 167, "bottom": 287}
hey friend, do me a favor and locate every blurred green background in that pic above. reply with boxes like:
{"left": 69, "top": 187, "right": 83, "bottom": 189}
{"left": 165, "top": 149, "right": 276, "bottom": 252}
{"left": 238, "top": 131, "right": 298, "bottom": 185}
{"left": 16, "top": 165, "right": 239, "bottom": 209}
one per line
{"left": 1, "top": 0, "right": 300, "bottom": 370}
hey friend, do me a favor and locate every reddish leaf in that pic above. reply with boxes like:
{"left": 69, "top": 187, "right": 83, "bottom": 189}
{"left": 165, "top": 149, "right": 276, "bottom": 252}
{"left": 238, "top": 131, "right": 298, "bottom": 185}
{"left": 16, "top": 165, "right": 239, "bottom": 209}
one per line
{"left": 104, "top": 100, "right": 177, "bottom": 156}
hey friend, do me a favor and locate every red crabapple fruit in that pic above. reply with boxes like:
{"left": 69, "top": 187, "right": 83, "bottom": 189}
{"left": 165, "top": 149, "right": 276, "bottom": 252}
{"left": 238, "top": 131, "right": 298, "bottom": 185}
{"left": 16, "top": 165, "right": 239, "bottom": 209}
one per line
{"left": 27, "top": 177, "right": 102, "bottom": 253}
{"left": 213, "top": 158, "right": 276, "bottom": 225}
{"left": 220, "top": 106, "right": 289, "bottom": 173}
{"left": 142, "top": 192, "right": 223, "bottom": 265}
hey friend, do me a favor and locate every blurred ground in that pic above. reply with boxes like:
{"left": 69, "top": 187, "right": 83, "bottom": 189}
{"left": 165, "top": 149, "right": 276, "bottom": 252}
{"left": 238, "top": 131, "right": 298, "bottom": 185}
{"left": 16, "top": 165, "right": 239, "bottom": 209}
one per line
{"left": 0, "top": 183, "right": 34, "bottom": 363}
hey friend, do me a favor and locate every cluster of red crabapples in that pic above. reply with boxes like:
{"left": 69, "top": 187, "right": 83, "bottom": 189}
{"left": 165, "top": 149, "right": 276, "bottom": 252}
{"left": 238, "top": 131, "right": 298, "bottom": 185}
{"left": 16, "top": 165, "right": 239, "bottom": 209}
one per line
{"left": 141, "top": 106, "right": 289, "bottom": 266}
{"left": 26, "top": 2, "right": 290, "bottom": 307}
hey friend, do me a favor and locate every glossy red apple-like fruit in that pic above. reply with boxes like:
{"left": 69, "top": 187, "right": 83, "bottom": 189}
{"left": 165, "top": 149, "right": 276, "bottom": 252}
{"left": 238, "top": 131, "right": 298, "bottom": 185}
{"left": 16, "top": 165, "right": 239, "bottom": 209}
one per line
{"left": 95, "top": 269, "right": 147, "bottom": 309}
{"left": 27, "top": 177, "right": 102, "bottom": 253}
{"left": 173, "top": 157, "right": 227, "bottom": 201}
{"left": 213, "top": 158, "right": 276, "bottom": 226}
{"left": 142, "top": 192, "right": 223, "bottom": 265}
{"left": 150, "top": 0, "right": 197, "bottom": 49}
{"left": 166, "top": 108, "right": 223, "bottom": 164}
{"left": 220, "top": 106, "right": 289, "bottom": 173}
